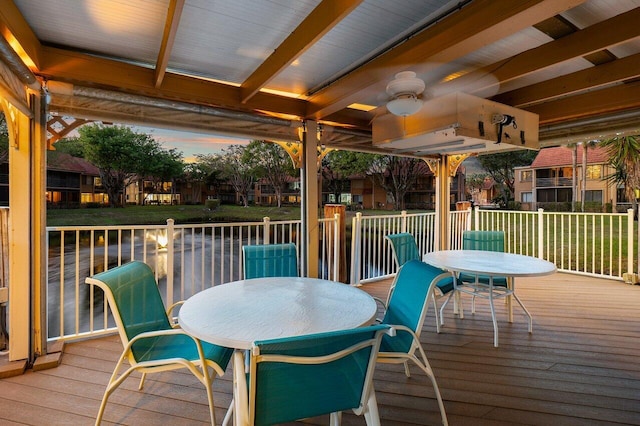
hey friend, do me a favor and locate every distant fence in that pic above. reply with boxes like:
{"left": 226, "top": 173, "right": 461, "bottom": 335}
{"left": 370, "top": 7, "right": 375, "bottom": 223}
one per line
{"left": 350, "top": 208, "right": 637, "bottom": 285}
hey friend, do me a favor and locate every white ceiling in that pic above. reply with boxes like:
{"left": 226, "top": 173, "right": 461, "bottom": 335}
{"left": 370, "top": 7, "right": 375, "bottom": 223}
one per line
{"left": 3, "top": 0, "right": 640, "bottom": 153}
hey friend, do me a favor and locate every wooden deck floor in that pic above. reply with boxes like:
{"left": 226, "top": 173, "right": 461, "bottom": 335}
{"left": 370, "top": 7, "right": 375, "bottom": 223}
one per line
{"left": 1, "top": 273, "right": 639, "bottom": 425}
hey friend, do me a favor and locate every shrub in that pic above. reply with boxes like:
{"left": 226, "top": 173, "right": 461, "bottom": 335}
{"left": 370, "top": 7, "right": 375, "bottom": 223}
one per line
{"left": 205, "top": 199, "right": 220, "bottom": 210}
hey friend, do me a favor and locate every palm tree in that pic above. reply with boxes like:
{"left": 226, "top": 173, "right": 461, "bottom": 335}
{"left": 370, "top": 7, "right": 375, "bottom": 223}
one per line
{"left": 600, "top": 135, "right": 640, "bottom": 216}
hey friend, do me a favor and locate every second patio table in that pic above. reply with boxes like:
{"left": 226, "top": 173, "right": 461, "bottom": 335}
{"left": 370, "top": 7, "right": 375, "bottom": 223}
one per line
{"left": 178, "top": 276, "right": 378, "bottom": 350}
{"left": 423, "top": 250, "right": 556, "bottom": 347}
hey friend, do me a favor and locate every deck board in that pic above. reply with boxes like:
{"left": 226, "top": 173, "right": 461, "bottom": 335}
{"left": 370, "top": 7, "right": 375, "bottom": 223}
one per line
{"left": 1, "top": 272, "right": 639, "bottom": 425}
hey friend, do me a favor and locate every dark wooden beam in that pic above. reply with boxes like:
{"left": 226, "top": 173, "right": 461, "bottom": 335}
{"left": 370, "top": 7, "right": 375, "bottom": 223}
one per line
{"left": 527, "top": 80, "right": 640, "bottom": 125}
{"left": 305, "top": 0, "right": 585, "bottom": 119}
{"left": 494, "top": 53, "right": 640, "bottom": 107}
{"left": 154, "top": 0, "right": 185, "bottom": 88}
{"left": 240, "top": 0, "right": 363, "bottom": 104}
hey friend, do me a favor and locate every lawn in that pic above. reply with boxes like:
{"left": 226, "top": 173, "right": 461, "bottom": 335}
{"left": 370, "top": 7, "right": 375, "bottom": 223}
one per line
{"left": 46, "top": 204, "right": 304, "bottom": 226}
{"left": 46, "top": 204, "right": 405, "bottom": 227}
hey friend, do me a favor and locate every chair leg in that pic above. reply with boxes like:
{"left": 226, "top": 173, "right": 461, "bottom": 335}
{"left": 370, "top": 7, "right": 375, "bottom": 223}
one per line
{"left": 488, "top": 284, "right": 499, "bottom": 347}
{"left": 222, "top": 401, "right": 234, "bottom": 426}
{"left": 138, "top": 372, "right": 146, "bottom": 390}
{"left": 203, "top": 367, "right": 217, "bottom": 426}
{"left": 362, "top": 391, "right": 381, "bottom": 426}
{"left": 330, "top": 411, "right": 342, "bottom": 426}
{"left": 403, "top": 360, "right": 411, "bottom": 377}
{"left": 432, "top": 294, "right": 441, "bottom": 333}
{"left": 414, "top": 349, "right": 448, "bottom": 426}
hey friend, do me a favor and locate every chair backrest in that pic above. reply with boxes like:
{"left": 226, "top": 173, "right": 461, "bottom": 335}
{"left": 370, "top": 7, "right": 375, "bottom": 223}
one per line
{"left": 462, "top": 230, "right": 505, "bottom": 252}
{"left": 85, "top": 261, "right": 171, "bottom": 360}
{"left": 248, "top": 324, "right": 389, "bottom": 425}
{"left": 380, "top": 260, "right": 450, "bottom": 353}
{"left": 242, "top": 243, "right": 298, "bottom": 279}
{"left": 385, "top": 233, "right": 420, "bottom": 268}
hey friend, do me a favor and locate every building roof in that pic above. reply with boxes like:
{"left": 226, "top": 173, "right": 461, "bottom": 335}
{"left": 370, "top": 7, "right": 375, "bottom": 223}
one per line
{"left": 530, "top": 145, "right": 609, "bottom": 169}
{"left": 47, "top": 151, "right": 100, "bottom": 176}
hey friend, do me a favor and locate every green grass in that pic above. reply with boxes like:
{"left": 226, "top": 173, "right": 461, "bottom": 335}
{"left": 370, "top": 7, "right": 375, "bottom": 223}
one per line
{"left": 46, "top": 204, "right": 414, "bottom": 227}
{"left": 46, "top": 204, "right": 304, "bottom": 226}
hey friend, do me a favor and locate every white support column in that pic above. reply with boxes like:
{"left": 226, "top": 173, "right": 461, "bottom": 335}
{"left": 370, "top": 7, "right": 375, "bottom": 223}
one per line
{"left": 435, "top": 155, "right": 451, "bottom": 250}
{"left": 5, "top": 89, "right": 46, "bottom": 362}
{"left": 301, "top": 121, "right": 319, "bottom": 278}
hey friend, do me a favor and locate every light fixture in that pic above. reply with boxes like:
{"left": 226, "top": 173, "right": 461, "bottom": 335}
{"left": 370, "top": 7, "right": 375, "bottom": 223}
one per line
{"left": 386, "top": 71, "right": 425, "bottom": 116}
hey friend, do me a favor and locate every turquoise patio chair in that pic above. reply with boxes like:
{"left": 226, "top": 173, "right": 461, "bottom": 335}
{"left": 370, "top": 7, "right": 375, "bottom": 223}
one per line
{"left": 242, "top": 242, "right": 298, "bottom": 279}
{"left": 385, "top": 233, "right": 454, "bottom": 333}
{"left": 85, "top": 261, "right": 233, "bottom": 426}
{"left": 231, "top": 324, "right": 392, "bottom": 426}
{"left": 377, "top": 259, "right": 449, "bottom": 425}
{"left": 458, "top": 230, "right": 509, "bottom": 312}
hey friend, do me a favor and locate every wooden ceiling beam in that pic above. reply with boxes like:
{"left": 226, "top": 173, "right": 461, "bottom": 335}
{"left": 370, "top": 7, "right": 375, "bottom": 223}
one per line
{"left": 443, "top": 7, "right": 640, "bottom": 96}
{"left": 154, "top": 0, "right": 185, "bottom": 89}
{"left": 528, "top": 81, "right": 640, "bottom": 125}
{"left": 37, "top": 46, "right": 370, "bottom": 130}
{"left": 240, "top": 0, "right": 363, "bottom": 104}
{"left": 0, "top": 0, "right": 42, "bottom": 70}
{"left": 494, "top": 53, "right": 640, "bottom": 107}
{"left": 305, "top": 0, "right": 585, "bottom": 119}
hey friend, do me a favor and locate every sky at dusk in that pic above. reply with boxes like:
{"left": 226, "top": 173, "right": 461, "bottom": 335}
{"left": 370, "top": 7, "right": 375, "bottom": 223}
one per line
{"left": 131, "top": 126, "right": 250, "bottom": 162}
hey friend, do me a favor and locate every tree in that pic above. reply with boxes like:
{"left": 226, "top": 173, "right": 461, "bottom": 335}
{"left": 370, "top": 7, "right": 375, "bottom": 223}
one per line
{"left": 324, "top": 150, "right": 380, "bottom": 207}
{"left": 0, "top": 113, "right": 8, "bottom": 164}
{"left": 145, "top": 148, "right": 184, "bottom": 204}
{"left": 601, "top": 135, "right": 640, "bottom": 216}
{"left": 569, "top": 143, "right": 578, "bottom": 211}
{"left": 219, "top": 145, "right": 257, "bottom": 207}
{"left": 78, "top": 124, "right": 169, "bottom": 207}
{"left": 465, "top": 174, "right": 487, "bottom": 203}
{"left": 369, "top": 155, "right": 428, "bottom": 210}
{"left": 477, "top": 150, "right": 537, "bottom": 206}
{"left": 195, "top": 153, "right": 226, "bottom": 197}
{"left": 180, "top": 159, "right": 219, "bottom": 204}
{"left": 53, "top": 136, "right": 86, "bottom": 158}
{"left": 244, "top": 141, "right": 296, "bottom": 208}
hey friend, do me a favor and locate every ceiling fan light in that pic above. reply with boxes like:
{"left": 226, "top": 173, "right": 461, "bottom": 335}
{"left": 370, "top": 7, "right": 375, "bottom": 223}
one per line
{"left": 386, "top": 71, "right": 425, "bottom": 98}
{"left": 387, "top": 94, "right": 423, "bottom": 116}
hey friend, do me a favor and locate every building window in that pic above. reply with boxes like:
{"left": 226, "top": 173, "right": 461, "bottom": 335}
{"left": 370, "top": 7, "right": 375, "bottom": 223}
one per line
{"left": 521, "top": 192, "right": 532, "bottom": 202}
{"left": 520, "top": 170, "right": 532, "bottom": 182}
{"left": 584, "top": 190, "right": 603, "bottom": 203}
{"left": 586, "top": 165, "right": 602, "bottom": 179}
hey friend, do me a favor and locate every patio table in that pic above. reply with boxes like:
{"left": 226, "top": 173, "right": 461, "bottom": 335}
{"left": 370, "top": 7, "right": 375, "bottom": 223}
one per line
{"left": 423, "top": 250, "right": 556, "bottom": 347}
{"left": 179, "top": 276, "right": 378, "bottom": 425}
{"left": 178, "top": 276, "right": 377, "bottom": 350}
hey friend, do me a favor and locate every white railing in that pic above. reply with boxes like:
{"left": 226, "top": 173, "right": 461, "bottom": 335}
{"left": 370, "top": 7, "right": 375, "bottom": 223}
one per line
{"left": 349, "top": 210, "right": 472, "bottom": 284}
{"left": 350, "top": 208, "right": 637, "bottom": 285}
{"left": 46, "top": 215, "right": 340, "bottom": 342}
{"left": 474, "top": 208, "right": 635, "bottom": 279}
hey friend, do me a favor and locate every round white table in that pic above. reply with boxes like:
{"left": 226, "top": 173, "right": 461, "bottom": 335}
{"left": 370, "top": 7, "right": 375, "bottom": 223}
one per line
{"left": 178, "top": 276, "right": 378, "bottom": 350}
{"left": 423, "top": 250, "right": 556, "bottom": 347}
{"left": 423, "top": 250, "right": 557, "bottom": 278}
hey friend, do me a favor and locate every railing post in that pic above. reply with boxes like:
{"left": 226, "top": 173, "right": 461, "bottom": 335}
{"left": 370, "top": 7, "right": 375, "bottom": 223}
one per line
{"left": 350, "top": 212, "right": 363, "bottom": 286}
{"left": 537, "top": 208, "right": 544, "bottom": 259}
{"left": 627, "top": 209, "right": 634, "bottom": 277}
{"left": 166, "top": 218, "right": 175, "bottom": 308}
{"left": 401, "top": 210, "right": 407, "bottom": 232}
{"left": 333, "top": 213, "right": 340, "bottom": 282}
{"left": 263, "top": 217, "right": 270, "bottom": 244}
{"left": 473, "top": 206, "right": 479, "bottom": 230}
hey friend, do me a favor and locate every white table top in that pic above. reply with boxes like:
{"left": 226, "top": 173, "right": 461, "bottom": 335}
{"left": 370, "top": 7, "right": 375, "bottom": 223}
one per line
{"left": 423, "top": 250, "right": 557, "bottom": 277}
{"left": 178, "top": 277, "right": 377, "bottom": 350}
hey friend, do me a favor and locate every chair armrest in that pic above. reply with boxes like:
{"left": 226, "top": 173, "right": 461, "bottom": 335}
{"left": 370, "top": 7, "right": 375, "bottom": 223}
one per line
{"left": 166, "top": 300, "right": 185, "bottom": 328}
